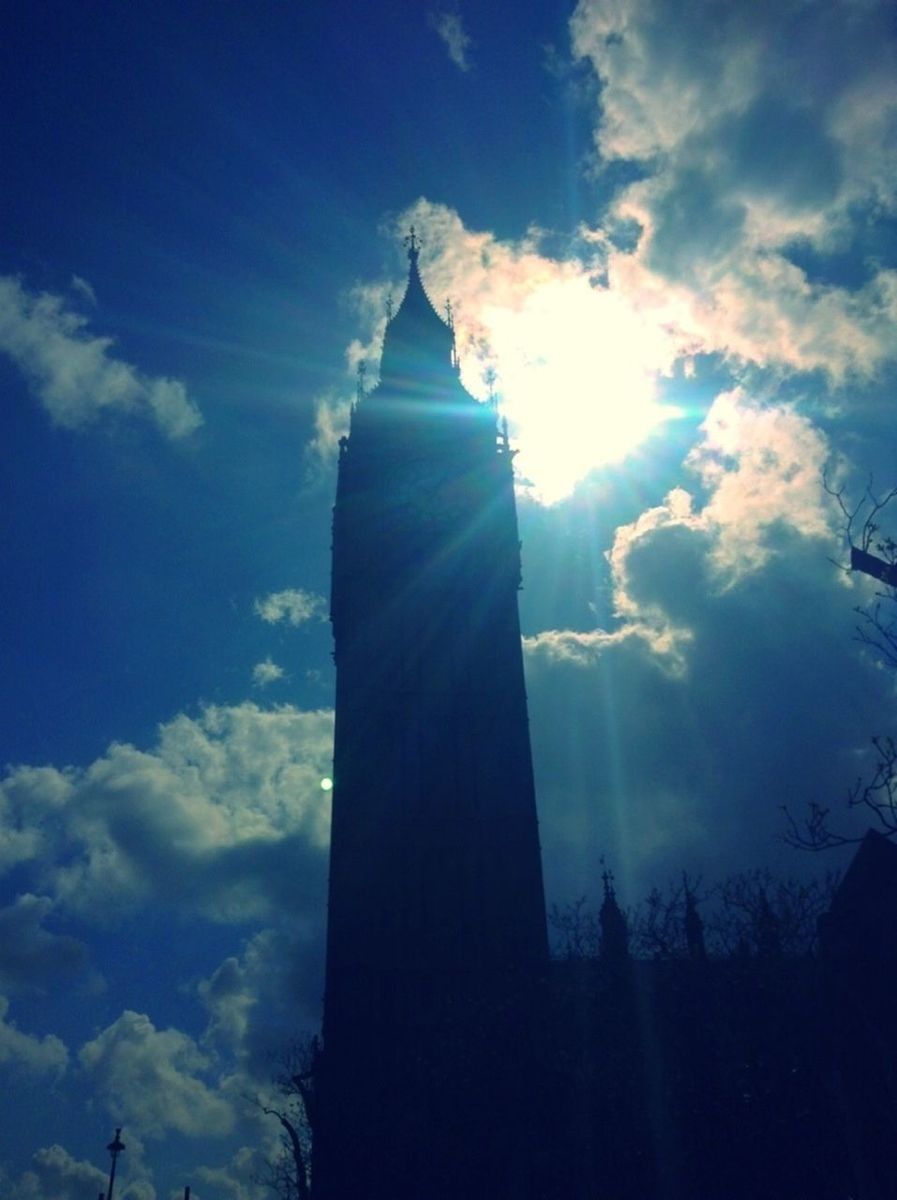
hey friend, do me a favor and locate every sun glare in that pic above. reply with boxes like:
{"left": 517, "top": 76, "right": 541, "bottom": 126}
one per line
{"left": 479, "top": 278, "right": 681, "bottom": 504}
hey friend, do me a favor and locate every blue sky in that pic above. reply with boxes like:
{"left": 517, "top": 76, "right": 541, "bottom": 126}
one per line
{"left": 2, "top": 1, "right": 897, "bottom": 1196}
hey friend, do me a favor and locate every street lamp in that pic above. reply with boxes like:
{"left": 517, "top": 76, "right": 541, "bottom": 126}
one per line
{"left": 104, "top": 1128, "right": 125, "bottom": 1200}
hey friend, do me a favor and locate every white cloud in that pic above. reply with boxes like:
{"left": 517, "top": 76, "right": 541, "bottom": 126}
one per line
{"left": 252, "top": 658, "right": 285, "bottom": 688}
{"left": 199, "top": 954, "right": 255, "bottom": 1056}
{"left": 581, "top": 388, "right": 835, "bottom": 670}
{"left": 0, "top": 765, "right": 73, "bottom": 873}
{"left": 301, "top": 393, "right": 351, "bottom": 483}
{"left": 0, "top": 703, "right": 334, "bottom": 923}
{"left": 568, "top": 0, "right": 897, "bottom": 382}
{"left": 4, "top": 1145, "right": 110, "bottom": 1200}
{"left": 198, "top": 925, "right": 321, "bottom": 1069}
{"left": 685, "top": 388, "right": 832, "bottom": 575}
{"left": 253, "top": 589, "right": 323, "bottom": 626}
{"left": 80, "top": 1011, "right": 233, "bottom": 1139}
{"left": 430, "top": 10, "right": 472, "bottom": 71}
{"left": 0, "top": 996, "right": 68, "bottom": 1077}
{"left": 0, "top": 276, "right": 202, "bottom": 438}
{"left": 193, "top": 1146, "right": 268, "bottom": 1200}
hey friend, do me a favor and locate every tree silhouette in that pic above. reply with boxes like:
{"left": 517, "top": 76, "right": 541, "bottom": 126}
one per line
{"left": 250, "top": 1035, "right": 318, "bottom": 1200}
{"left": 784, "top": 473, "right": 897, "bottom": 848}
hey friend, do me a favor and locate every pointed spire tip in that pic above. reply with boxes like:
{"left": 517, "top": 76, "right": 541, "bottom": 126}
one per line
{"left": 403, "top": 225, "right": 420, "bottom": 267}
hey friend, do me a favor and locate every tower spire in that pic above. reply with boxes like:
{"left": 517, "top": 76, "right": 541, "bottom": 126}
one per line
{"left": 376, "top": 226, "right": 456, "bottom": 387}
{"left": 320, "top": 235, "right": 547, "bottom": 1199}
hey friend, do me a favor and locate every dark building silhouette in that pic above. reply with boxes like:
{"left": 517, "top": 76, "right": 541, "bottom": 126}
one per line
{"left": 819, "top": 830, "right": 897, "bottom": 1200}
{"left": 310, "top": 234, "right": 897, "bottom": 1200}
{"left": 315, "top": 234, "right": 548, "bottom": 1198}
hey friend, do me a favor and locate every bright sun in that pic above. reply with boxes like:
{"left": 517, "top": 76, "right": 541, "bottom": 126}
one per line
{"left": 477, "top": 276, "right": 681, "bottom": 504}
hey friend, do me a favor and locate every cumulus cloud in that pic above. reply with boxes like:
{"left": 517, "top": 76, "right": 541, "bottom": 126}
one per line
{"left": 199, "top": 926, "right": 324, "bottom": 1072}
{"left": 0, "top": 894, "right": 91, "bottom": 994}
{"left": 80, "top": 1010, "right": 233, "bottom": 1138}
{"left": 0, "top": 276, "right": 202, "bottom": 438}
{"left": 523, "top": 383, "right": 889, "bottom": 902}
{"left": 199, "top": 954, "right": 256, "bottom": 1056}
{"left": 595, "top": 388, "right": 836, "bottom": 666}
{"left": 527, "top": 540, "right": 888, "bottom": 909}
{"left": 684, "top": 389, "right": 832, "bottom": 575}
{"left": 253, "top": 589, "right": 323, "bottom": 626}
{"left": 569, "top": 0, "right": 897, "bottom": 382}
{"left": 252, "top": 658, "right": 285, "bottom": 688}
{"left": 0, "top": 703, "right": 334, "bottom": 923}
{"left": 4, "top": 1144, "right": 110, "bottom": 1200}
{"left": 527, "top": 387, "right": 836, "bottom": 668}
{"left": 430, "top": 10, "right": 472, "bottom": 71}
{"left": 193, "top": 1146, "right": 268, "bottom": 1200}
{"left": 0, "top": 996, "right": 68, "bottom": 1076}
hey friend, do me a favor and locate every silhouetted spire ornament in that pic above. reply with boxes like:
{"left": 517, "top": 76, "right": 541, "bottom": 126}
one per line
{"left": 403, "top": 224, "right": 420, "bottom": 263}
{"left": 600, "top": 870, "right": 629, "bottom": 963}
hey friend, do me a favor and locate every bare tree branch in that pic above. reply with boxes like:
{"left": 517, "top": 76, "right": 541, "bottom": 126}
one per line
{"left": 785, "top": 473, "right": 897, "bottom": 848}
{"left": 247, "top": 1034, "right": 319, "bottom": 1200}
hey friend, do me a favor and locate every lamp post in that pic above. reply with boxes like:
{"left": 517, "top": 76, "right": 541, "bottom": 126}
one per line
{"left": 105, "top": 1128, "right": 125, "bottom": 1200}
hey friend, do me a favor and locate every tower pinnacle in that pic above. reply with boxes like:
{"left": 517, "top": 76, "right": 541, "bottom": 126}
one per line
{"left": 403, "top": 225, "right": 420, "bottom": 265}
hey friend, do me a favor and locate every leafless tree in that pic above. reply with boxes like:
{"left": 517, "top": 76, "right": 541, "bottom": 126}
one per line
{"left": 628, "top": 876, "right": 701, "bottom": 960}
{"left": 704, "top": 869, "right": 837, "bottom": 958}
{"left": 784, "top": 472, "right": 897, "bottom": 849}
{"left": 552, "top": 870, "right": 836, "bottom": 962}
{"left": 549, "top": 895, "right": 601, "bottom": 959}
{"left": 249, "top": 1034, "right": 319, "bottom": 1200}
{"left": 825, "top": 471, "right": 897, "bottom": 665}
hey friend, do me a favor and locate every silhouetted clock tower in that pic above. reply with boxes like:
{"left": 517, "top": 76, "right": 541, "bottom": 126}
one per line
{"left": 315, "top": 232, "right": 548, "bottom": 1199}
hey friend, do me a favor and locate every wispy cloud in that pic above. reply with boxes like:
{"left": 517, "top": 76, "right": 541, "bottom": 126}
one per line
{"left": 0, "top": 276, "right": 202, "bottom": 439}
{"left": 430, "top": 10, "right": 472, "bottom": 72}
{"left": 252, "top": 658, "right": 285, "bottom": 688}
{"left": 69, "top": 275, "right": 96, "bottom": 306}
{"left": 254, "top": 588, "right": 324, "bottom": 626}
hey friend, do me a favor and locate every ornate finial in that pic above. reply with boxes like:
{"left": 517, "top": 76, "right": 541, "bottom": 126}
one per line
{"left": 385, "top": 293, "right": 394, "bottom": 322}
{"left": 403, "top": 225, "right": 420, "bottom": 264}
{"left": 356, "top": 361, "right": 367, "bottom": 403}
